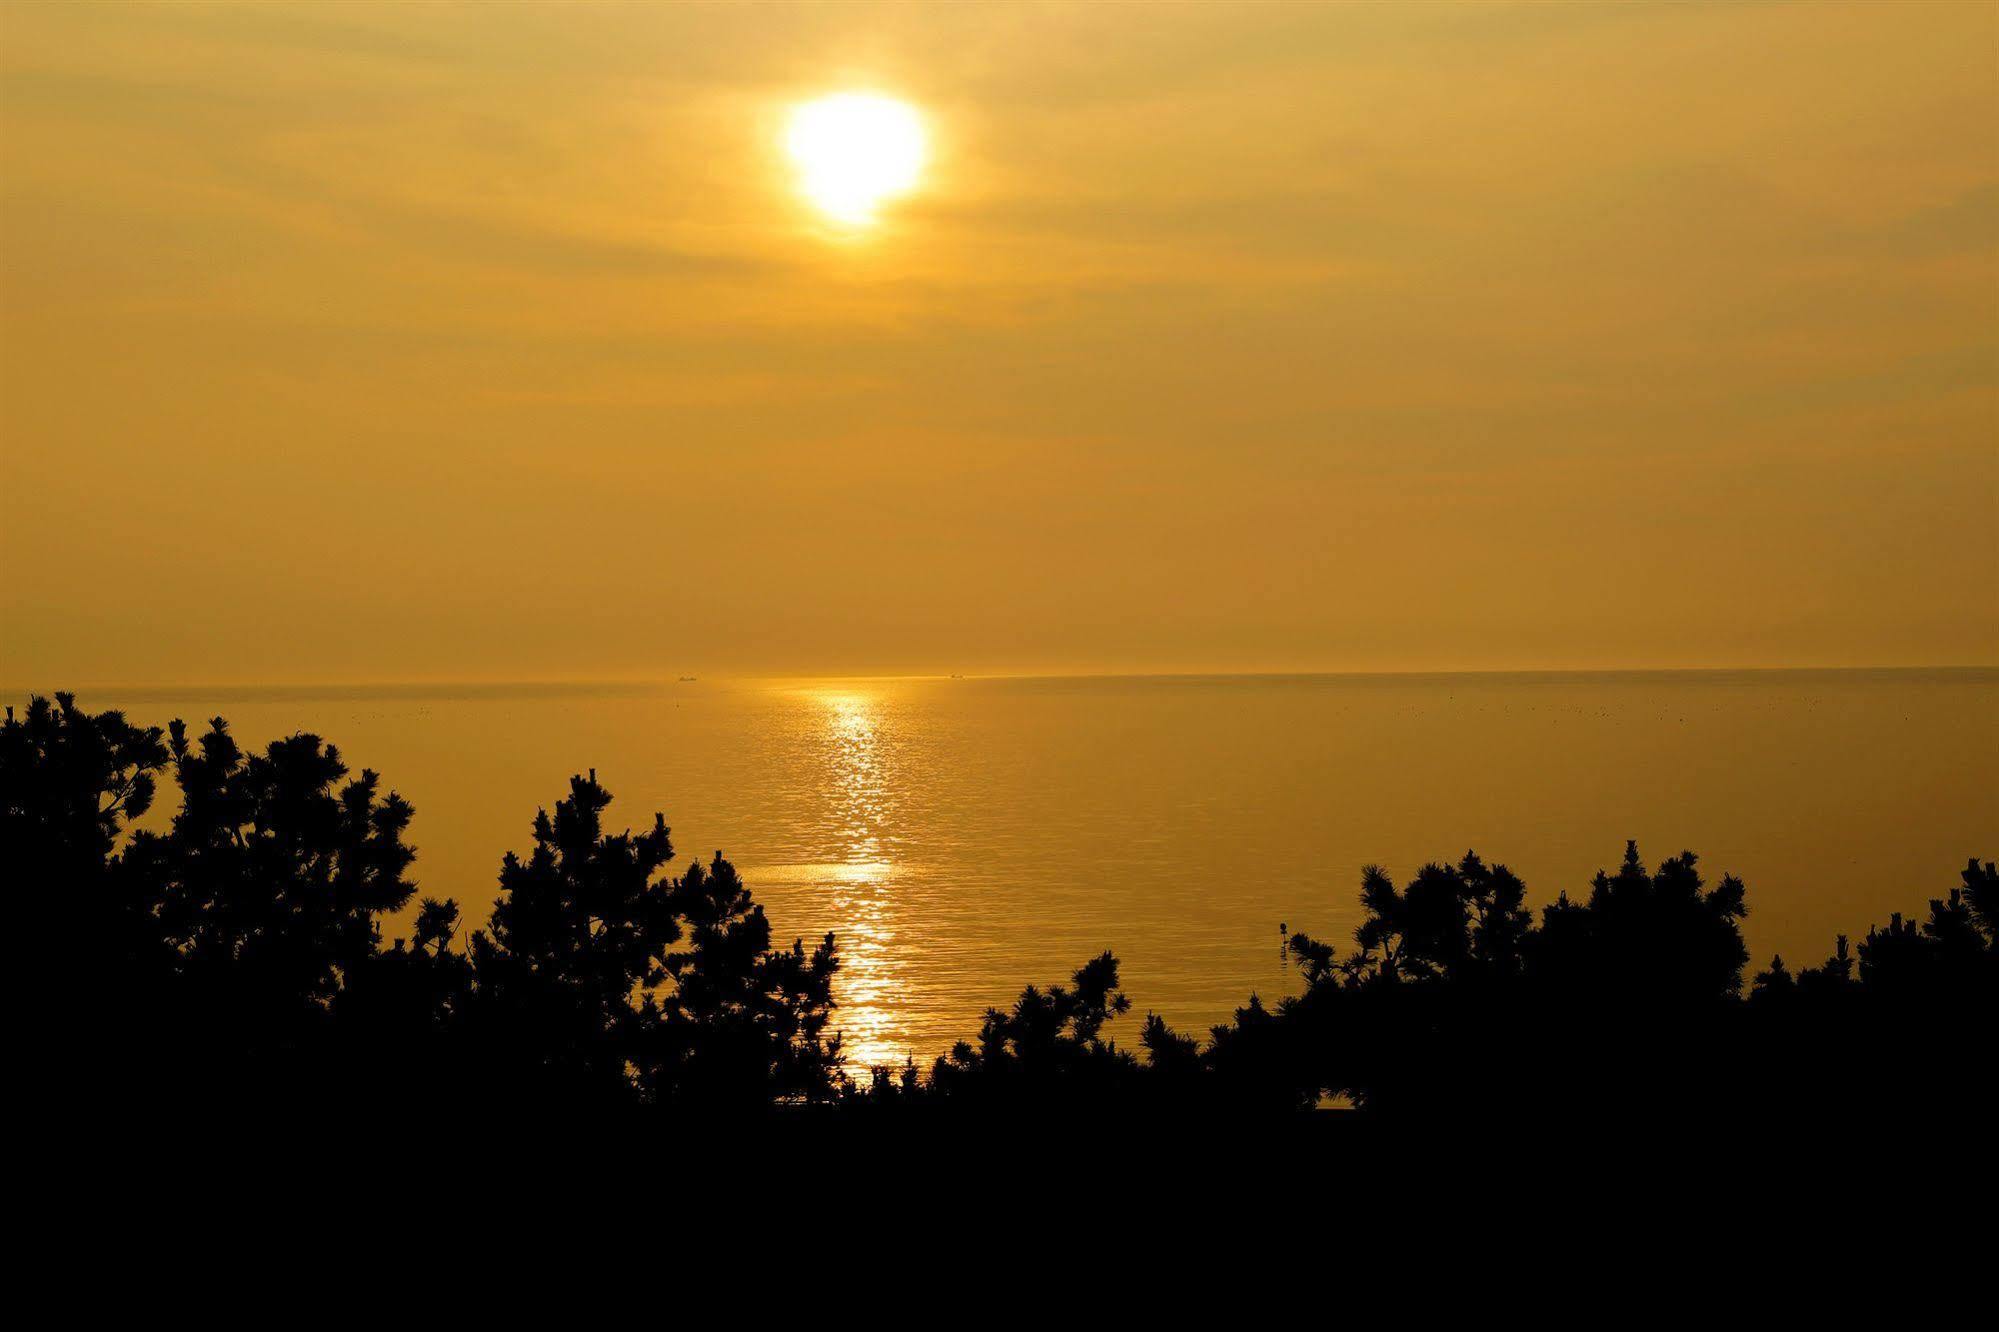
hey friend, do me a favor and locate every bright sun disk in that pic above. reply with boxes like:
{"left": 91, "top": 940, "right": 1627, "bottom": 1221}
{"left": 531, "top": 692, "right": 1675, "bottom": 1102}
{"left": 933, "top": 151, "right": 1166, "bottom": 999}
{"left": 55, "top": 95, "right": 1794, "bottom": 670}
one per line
{"left": 786, "top": 93, "right": 926, "bottom": 225}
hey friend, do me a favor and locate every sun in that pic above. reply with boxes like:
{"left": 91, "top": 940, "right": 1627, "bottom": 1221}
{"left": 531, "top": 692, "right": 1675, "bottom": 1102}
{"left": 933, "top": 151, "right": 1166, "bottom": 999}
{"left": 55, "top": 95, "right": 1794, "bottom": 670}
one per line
{"left": 785, "top": 93, "right": 927, "bottom": 226}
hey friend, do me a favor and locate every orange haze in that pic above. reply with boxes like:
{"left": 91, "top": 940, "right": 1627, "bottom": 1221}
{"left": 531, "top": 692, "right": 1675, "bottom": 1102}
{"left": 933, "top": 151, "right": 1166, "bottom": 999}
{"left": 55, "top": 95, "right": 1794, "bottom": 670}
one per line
{"left": 3, "top": 1, "right": 1994, "bottom": 685}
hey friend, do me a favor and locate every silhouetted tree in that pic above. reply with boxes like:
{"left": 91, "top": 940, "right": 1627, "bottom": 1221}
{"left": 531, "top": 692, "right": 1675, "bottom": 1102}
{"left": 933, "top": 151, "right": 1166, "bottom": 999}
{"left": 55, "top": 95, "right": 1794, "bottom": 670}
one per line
{"left": 121, "top": 717, "right": 441, "bottom": 1092}
{"left": 1745, "top": 860, "right": 1995, "bottom": 1107}
{"left": 635, "top": 851, "right": 842, "bottom": 1107}
{"left": 1529, "top": 841, "right": 1749, "bottom": 1004}
{"left": 925, "top": 951, "right": 1140, "bottom": 1102}
{"left": 6, "top": 696, "right": 458, "bottom": 1100}
{"left": 3, "top": 694, "right": 167, "bottom": 946}
{"left": 1335, "top": 851, "right": 1532, "bottom": 984}
{"left": 464, "top": 770, "right": 841, "bottom": 1108}
{"left": 4, "top": 694, "right": 172, "bottom": 1088}
{"left": 2, "top": 693, "right": 167, "bottom": 884}
{"left": 1199, "top": 992, "right": 1317, "bottom": 1110}
{"left": 337, "top": 897, "right": 474, "bottom": 1095}
{"left": 462, "top": 771, "right": 682, "bottom": 1103}
{"left": 1196, "top": 843, "right": 1761, "bottom": 1111}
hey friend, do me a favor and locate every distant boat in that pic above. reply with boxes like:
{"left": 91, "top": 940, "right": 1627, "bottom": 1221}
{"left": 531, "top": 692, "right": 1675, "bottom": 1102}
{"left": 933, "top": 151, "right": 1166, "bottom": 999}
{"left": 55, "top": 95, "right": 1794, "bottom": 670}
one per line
{"left": 678, "top": 676, "right": 697, "bottom": 682}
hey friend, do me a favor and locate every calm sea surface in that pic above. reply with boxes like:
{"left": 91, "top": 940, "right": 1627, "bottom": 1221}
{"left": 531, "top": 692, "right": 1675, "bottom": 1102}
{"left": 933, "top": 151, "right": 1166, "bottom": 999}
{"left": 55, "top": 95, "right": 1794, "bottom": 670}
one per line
{"left": 72, "top": 670, "right": 1998, "bottom": 1068}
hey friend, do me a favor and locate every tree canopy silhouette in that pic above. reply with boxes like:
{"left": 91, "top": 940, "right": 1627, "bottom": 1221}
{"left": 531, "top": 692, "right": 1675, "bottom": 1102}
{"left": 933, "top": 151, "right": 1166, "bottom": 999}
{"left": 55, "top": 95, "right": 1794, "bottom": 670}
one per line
{"left": 922, "top": 951, "right": 1141, "bottom": 1103}
{"left": 6, "top": 692, "right": 1990, "bottom": 1116}
{"left": 463, "top": 770, "right": 841, "bottom": 1107}
{"left": 7, "top": 695, "right": 841, "bottom": 1111}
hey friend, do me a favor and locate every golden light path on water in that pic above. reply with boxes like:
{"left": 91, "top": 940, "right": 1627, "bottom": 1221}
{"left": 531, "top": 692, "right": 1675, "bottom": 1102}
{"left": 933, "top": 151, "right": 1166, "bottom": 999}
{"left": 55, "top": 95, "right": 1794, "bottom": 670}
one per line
{"left": 811, "top": 688, "right": 905, "bottom": 1070}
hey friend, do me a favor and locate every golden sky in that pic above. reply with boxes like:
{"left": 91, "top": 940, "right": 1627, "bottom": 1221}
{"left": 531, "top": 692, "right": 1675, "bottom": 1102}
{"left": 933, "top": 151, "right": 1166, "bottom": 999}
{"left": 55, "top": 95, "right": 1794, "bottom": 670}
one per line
{"left": 2, "top": 1, "right": 1994, "bottom": 684}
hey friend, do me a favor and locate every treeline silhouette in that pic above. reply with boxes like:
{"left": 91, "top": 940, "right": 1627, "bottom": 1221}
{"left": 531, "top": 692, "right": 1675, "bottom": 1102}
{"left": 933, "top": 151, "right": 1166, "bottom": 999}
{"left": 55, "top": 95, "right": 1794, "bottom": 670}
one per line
{"left": 9, "top": 693, "right": 1992, "bottom": 1114}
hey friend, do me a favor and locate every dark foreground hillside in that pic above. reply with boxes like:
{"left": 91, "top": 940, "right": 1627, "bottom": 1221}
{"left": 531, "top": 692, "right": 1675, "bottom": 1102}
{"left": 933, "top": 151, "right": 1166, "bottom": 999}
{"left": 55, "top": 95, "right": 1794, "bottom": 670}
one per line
{"left": 8, "top": 692, "right": 1992, "bottom": 1115}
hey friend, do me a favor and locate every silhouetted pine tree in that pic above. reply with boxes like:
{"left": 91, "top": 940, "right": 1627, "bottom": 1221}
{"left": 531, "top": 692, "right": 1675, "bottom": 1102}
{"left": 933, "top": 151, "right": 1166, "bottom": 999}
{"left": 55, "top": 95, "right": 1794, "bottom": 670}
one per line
{"left": 3, "top": 694, "right": 171, "bottom": 1091}
{"left": 463, "top": 771, "right": 842, "bottom": 1108}
{"left": 123, "top": 717, "right": 438, "bottom": 1094}
{"left": 923, "top": 951, "right": 1140, "bottom": 1103}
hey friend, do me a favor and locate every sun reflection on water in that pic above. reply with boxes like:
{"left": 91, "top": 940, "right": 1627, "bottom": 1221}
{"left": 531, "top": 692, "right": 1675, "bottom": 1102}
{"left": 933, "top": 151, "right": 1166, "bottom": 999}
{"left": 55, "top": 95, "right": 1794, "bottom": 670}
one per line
{"left": 811, "top": 688, "right": 907, "bottom": 1071}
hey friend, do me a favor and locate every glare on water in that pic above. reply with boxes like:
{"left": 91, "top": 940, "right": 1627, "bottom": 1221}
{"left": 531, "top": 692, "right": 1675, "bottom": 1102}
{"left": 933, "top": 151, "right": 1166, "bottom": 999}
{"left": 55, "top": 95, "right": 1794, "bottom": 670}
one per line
{"left": 817, "top": 688, "right": 904, "bottom": 1068}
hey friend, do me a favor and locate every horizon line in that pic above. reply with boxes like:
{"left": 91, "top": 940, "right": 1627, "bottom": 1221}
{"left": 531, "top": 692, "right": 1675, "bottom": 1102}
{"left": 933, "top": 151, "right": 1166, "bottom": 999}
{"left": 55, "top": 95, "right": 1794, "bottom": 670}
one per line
{"left": 9, "top": 662, "right": 1996, "bottom": 699}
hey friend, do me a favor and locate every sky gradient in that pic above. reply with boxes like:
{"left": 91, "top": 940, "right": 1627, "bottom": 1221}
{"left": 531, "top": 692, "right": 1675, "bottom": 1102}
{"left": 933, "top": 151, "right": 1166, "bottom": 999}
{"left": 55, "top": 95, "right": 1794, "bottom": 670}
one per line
{"left": 3, "top": 1, "right": 1994, "bottom": 684}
